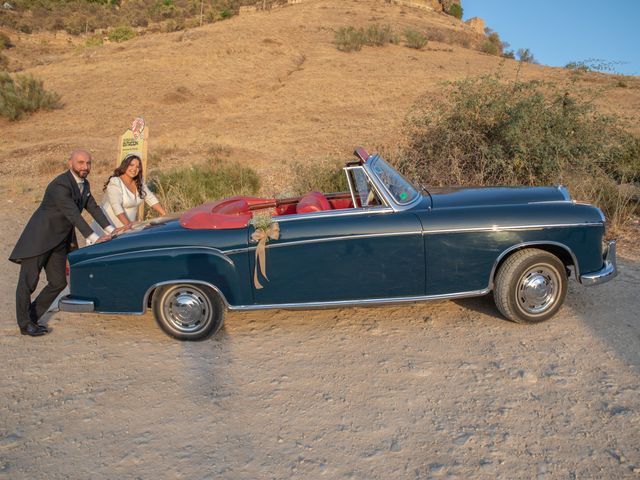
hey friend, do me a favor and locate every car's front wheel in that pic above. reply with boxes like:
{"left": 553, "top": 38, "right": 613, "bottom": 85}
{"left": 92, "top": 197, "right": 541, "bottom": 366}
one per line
{"left": 152, "top": 283, "right": 224, "bottom": 340}
{"left": 494, "top": 249, "right": 568, "bottom": 324}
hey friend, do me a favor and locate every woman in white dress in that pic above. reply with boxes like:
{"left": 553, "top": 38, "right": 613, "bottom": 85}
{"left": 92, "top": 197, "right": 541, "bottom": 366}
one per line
{"left": 94, "top": 154, "right": 167, "bottom": 235}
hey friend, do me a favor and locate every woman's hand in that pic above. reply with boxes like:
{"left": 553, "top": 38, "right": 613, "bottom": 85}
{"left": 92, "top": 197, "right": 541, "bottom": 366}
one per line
{"left": 112, "top": 225, "right": 131, "bottom": 235}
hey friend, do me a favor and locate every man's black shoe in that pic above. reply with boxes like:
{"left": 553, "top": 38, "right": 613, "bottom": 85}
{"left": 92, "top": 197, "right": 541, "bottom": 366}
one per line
{"left": 36, "top": 323, "right": 49, "bottom": 333}
{"left": 20, "top": 323, "right": 47, "bottom": 336}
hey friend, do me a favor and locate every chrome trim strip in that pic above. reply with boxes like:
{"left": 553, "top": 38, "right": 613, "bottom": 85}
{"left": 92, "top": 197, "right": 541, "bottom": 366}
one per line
{"left": 73, "top": 245, "right": 231, "bottom": 267}
{"left": 93, "top": 282, "right": 490, "bottom": 315}
{"left": 557, "top": 185, "right": 571, "bottom": 201}
{"left": 424, "top": 222, "right": 603, "bottom": 235}
{"left": 274, "top": 206, "right": 393, "bottom": 223}
{"left": 222, "top": 230, "right": 423, "bottom": 255}
{"left": 228, "top": 289, "right": 490, "bottom": 311}
{"left": 345, "top": 166, "right": 359, "bottom": 208}
{"left": 58, "top": 296, "right": 95, "bottom": 313}
{"left": 488, "top": 241, "right": 581, "bottom": 288}
{"left": 580, "top": 240, "right": 617, "bottom": 286}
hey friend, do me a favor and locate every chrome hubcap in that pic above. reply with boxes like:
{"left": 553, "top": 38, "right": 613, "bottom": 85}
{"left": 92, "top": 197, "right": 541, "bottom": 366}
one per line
{"left": 517, "top": 266, "right": 558, "bottom": 314}
{"left": 163, "top": 287, "right": 211, "bottom": 333}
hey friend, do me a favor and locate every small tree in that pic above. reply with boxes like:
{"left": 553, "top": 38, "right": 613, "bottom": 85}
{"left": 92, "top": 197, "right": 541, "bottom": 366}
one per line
{"left": 447, "top": 4, "right": 463, "bottom": 19}
{"left": 481, "top": 28, "right": 504, "bottom": 56}
{"left": 517, "top": 48, "right": 536, "bottom": 64}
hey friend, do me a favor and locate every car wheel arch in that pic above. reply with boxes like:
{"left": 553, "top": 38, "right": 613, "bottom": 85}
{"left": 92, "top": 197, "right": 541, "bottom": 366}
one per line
{"left": 489, "top": 241, "right": 578, "bottom": 289}
{"left": 143, "top": 280, "right": 231, "bottom": 311}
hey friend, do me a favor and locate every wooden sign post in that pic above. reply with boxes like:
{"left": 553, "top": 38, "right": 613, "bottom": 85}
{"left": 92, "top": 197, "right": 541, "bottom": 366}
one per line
{"left": 117, "top": 117, "right": 149, "bottom": 220}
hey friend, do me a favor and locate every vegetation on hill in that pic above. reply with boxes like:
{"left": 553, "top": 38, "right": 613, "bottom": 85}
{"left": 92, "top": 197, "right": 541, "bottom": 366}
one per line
{"left": 148, "top": 159, "right": 260, "bottom": 213}
{"left": 0, "top": 72, "right": 62, "bottom": 120}
{"left": 394, "top": 74, "right": 639, "bottom": 229}
{"left": 0, "top": 0, "right": 287, "bottom": 35}
{"left": 447, "top": 4, "right": 463, "bottom": 20}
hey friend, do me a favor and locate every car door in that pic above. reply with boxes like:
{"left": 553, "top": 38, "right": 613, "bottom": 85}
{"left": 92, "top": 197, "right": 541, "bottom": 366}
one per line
{"left": 248, "top": 208, "right": 425, "bottom": 305}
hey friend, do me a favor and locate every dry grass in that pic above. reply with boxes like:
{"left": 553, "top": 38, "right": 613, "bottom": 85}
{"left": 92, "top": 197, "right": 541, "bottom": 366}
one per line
{"left": 0, "top": 0, "right": 638, "bottom": 228}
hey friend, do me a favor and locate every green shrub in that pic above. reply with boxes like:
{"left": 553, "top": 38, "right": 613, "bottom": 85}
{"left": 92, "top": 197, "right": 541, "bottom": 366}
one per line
{"left": 148, "top": 161, "right": 260, "bottom": 213}
{"left": 396, "top": 74, "right": 640, "bottom": 228}
{"left": 447, "top": 4, "right": 463, "bottom": 19}
{"left": 220, "top": 9, "right": 233, "bottom": 19}
{"left": 0, "top": 72, "right": 62, "bottom": 121}
{"left": 85, "top": 34, "right": 104, "bottom": 47}
{"left": 334, "top": 26, "right": 364, "bottom": 52}
{"left": 404, "top": 28, "right": 428, "bottom": 50}
{"left": 290, "top": 158, "right": 349, "bottom": 195}
{"left": 19, "top": 24, "right": 33, "bottom": 34}
{"left": 107, "top": 25, "right": 135, "bottom": 42}
{"left": 363, "top": 24, "right": 396, "bottom": 46}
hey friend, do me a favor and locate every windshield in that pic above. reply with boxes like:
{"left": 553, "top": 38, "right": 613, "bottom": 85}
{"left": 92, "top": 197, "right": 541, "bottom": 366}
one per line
{"left": 346, "top": 167, "right": 384, "bottom": 208}
{"left": 368, "top": 156, "right": 419, "bottom": 205}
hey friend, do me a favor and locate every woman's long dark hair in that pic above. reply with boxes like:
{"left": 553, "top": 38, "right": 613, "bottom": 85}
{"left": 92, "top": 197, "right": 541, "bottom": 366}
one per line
{"left": 103, "top": 155, "right": 146, "bottom": 198}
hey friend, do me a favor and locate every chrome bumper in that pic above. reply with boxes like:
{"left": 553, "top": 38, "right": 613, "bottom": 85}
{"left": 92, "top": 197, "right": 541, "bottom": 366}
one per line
{"left": 58, "top": 296, "right": 95, "bottom": 313}
{"left": 580, "top": 240, "right": 617, "bottom": 286}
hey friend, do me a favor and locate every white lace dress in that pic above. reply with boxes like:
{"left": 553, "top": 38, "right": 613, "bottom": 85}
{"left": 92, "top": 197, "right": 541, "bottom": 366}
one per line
{"left": 92, "top": 176, "right": 160, "bottom": 235}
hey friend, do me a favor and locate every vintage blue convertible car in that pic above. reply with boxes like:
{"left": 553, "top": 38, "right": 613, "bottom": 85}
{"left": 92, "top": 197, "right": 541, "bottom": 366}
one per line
{"left": 60, "top": 147, "right": 617, "bottom": 340}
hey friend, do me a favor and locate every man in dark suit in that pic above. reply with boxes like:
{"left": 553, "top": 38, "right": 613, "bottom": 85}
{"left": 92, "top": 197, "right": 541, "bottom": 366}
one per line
{"left": 9, "top": 149, "right": 115, "bottom": 336}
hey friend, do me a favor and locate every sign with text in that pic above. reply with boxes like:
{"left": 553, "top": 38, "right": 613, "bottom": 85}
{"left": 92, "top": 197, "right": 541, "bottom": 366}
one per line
{"left": 117, "top": 117, "right": 149, "bottom": 219}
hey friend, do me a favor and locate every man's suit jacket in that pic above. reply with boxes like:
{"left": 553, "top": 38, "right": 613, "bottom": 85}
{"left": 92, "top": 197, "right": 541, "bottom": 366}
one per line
{"left": 9, "top": 170, "right": 111, "bottom": 263}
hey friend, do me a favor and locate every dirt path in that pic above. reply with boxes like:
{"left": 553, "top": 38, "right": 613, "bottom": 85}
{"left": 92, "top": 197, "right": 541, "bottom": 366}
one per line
{"left": 1, "top": 200, "right": 639, "bottom": 479}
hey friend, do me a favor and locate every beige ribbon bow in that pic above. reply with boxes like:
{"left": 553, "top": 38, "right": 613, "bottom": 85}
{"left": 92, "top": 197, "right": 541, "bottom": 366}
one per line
{"left": 251, "top": 222, "right": 280, "bottom": 289}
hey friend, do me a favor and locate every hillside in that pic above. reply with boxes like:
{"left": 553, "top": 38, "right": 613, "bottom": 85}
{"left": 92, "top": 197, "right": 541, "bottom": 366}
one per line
{"left": 1, "top": 0, "right": 639, "bottom": 193}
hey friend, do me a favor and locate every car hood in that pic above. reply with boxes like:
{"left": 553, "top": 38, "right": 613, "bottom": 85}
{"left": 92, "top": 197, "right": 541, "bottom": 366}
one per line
{"left": 428, "top": 186, "right": 569, "bottom": 209}
{"left": 69, "top": 215, "right": 248, "bottom": 265}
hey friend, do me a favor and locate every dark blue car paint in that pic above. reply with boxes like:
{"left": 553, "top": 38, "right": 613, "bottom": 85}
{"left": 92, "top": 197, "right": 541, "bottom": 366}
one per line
{"left": 67, "top": 185, "right": 607, "bottom": 314}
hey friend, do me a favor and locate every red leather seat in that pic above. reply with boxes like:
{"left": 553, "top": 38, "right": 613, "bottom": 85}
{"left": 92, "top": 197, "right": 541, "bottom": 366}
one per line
{"left": 296, "top": 191, "right": 332, "bottom": 214}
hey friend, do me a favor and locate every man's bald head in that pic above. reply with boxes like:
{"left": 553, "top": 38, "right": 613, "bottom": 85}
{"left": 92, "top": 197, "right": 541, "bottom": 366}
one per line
{"left": 68, "top": 149, "right": 92, "bottom": 179}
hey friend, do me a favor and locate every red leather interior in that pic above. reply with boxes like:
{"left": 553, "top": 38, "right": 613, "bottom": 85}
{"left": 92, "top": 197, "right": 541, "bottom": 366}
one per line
{"left": 275, "top": 204, "right": 297, "bottom": 216}
{"left": 181, "top": 192, "right": 350, "bottom": 229}
{"left": 296, "top": 191, "right": 331, "bottom": 214}
{"left": 329, "top": 198, "right": 353, "bottom": 210}
{"left": 181, "top": 196, "right": 273, "bottom": 230}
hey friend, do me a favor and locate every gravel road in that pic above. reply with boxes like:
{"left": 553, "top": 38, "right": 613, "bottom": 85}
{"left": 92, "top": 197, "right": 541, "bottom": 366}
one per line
{"left": 1, "top": 202, "right": 639, "bottom": 480}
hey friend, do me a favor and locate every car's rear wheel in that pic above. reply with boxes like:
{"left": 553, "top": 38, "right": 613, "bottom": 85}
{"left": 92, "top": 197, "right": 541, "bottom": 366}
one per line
{"left": 494, "top": 249, "right": 568, "bottom": 324}
{"left": 152, "top": 283, "right": 224, "bottom": 340}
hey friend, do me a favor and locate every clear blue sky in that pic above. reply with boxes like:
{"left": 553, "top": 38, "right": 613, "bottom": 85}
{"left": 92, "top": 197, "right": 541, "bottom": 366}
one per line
{"left": 462, "top": 0, "right": 640, "bottom": 76}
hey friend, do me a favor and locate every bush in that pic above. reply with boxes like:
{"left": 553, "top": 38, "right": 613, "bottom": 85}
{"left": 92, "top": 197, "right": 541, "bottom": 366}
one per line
{"left": 363, "top": 24, "right": 396, "bottom": 46}
{"left": 517, "top": 47, "right": 536, "bottom": 63}
{"left": 334, "top": 26, "right": 364, "bottom": 52}
{"left": 107, "top": 25, "right": 135, "bottom": 42}
{"left": 290, "top": 158, "right": 349, "bottom": 196}
{"left": 480, "top": 28, "right": 504, "bottom": 56}
{"left": 0, "top": 53, "right": 8, "bottom": 71}
{"left": 85, "top": 34, "right": 104, "bottom": 47}
{"left": 447, "top": 4, "right": 463, "bottom": 19}
{"left": 0, "top": 72, "right": 62, "bottom": 121}
{"left": 148, "top": 161, "right": 260, "bottom": 213}
{"left": 404, "top": 28, "right": 427, "bottom": 50}
{"left": 395, "top": 74, "right": 640, "bottom": 228}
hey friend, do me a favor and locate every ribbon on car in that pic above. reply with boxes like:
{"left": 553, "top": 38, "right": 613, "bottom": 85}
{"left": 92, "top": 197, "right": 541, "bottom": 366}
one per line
{"left": 251, "top": 222, "right": 280, "bottom": 289}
